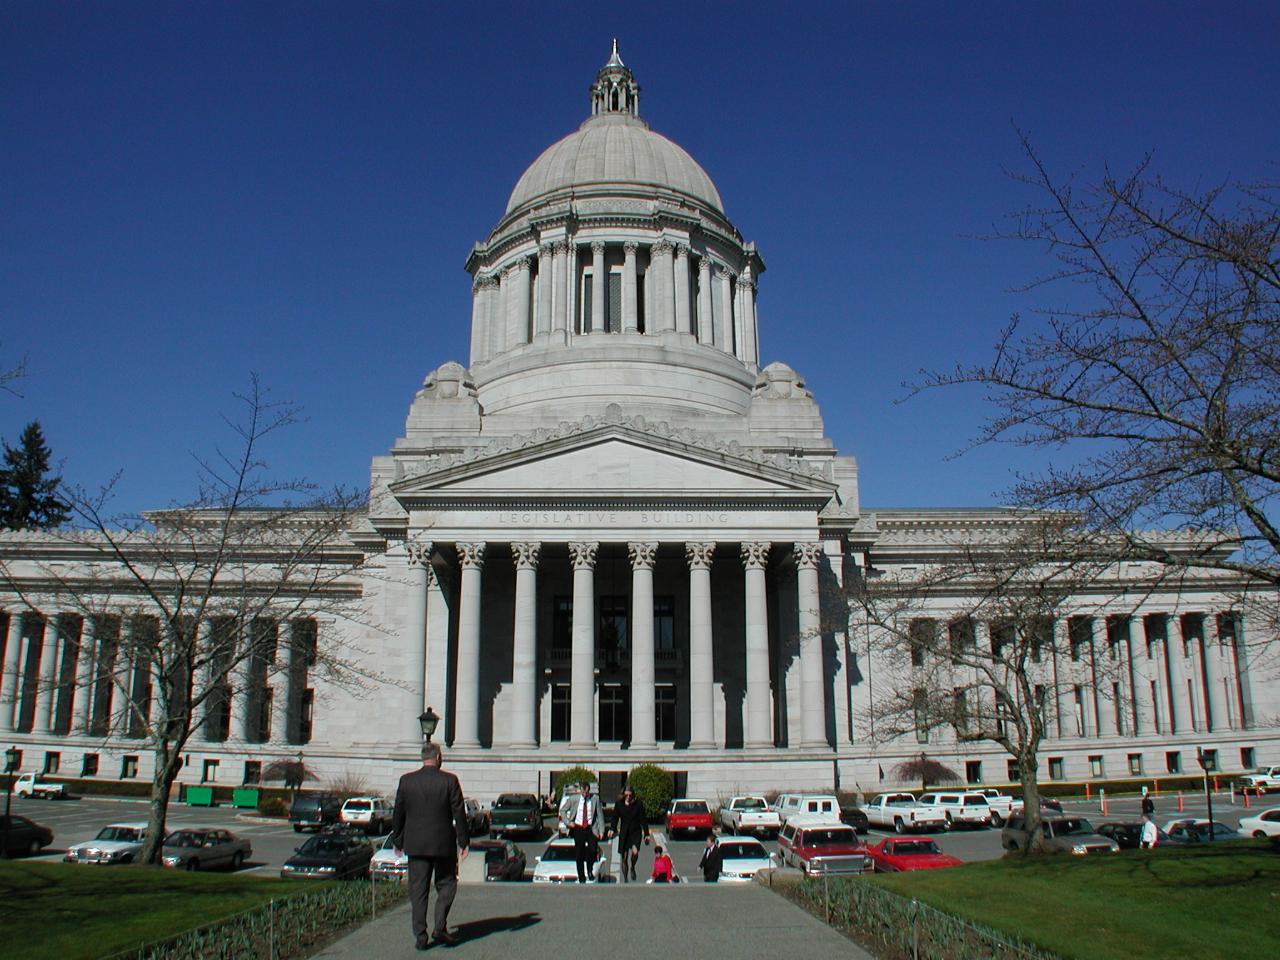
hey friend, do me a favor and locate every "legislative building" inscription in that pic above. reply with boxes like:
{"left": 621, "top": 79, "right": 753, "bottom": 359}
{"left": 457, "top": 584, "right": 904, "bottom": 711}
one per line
{"left": 496, "top": 510, "right": 732, "bottom": 526}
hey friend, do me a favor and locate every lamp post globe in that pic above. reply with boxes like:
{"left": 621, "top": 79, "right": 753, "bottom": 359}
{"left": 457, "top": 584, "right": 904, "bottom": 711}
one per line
{"left": 2, "top": 745, "right": 18, "bottom": 860}
{"left": 418, "top": 707, "right": 440, "bottom": 743}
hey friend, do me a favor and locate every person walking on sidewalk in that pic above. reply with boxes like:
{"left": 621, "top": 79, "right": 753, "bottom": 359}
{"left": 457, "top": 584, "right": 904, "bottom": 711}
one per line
{"left": 559, "top": 781, "right": 605, "bottom": 883}
{"left": 609, "top": 786, "right": 650, "bottom": 883}
{"left": 392, "top": 742, "right": 470, "bottom": 950}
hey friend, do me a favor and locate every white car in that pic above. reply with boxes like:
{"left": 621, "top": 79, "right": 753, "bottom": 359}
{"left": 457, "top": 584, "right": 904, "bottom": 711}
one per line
{"left": 340, "top": 797, "right": 393, "bottom": 834}
{"left": 63, "top": 822, "right": 151, "bottom": 864}
{"left": 713, "top": 836, "right": 775, "bottom": 881}
{"left": 1237, "top": 807, "right": 1280, "bottom": 839}
{"left": 532, "top": 836, "right": 608, "bottom": 883}
{"left": 371, "top": 834, "right": 408, "bottom": 880}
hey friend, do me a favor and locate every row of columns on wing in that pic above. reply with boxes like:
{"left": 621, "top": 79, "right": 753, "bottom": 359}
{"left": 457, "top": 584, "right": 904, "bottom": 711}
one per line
{"left": 468, "top": 239, "right": 760, "bottom": 367}
{"left": 405, "top": 539, "right": 828, "bottom": 750}
{"left": 910, "top": 610, "right": 1253, "bottom": 743}
{"left": 0, "top": 610, "right": 318, "bottom": 745}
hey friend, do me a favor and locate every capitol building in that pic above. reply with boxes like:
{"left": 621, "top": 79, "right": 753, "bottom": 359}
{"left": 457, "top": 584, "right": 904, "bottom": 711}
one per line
{"left": 1, "top": 47, "right": 1275, "bottom": 800}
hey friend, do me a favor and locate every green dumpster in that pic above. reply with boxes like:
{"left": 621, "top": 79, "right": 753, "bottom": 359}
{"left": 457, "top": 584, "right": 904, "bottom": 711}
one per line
{"left": 232, "top": 788, "right": 260, "bottom": 809}
{"left": 186, "top": 785, "right": 215, "bottom": 807}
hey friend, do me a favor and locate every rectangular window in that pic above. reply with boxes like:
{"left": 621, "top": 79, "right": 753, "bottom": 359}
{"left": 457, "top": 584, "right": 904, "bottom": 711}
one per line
{"left": 654, "top": 597, "right": 675, "bottom": 653}
{"left": 1049, "top": 757, "right": 1065, "bottom": 781}
{"left": 202, "top": 759, "right": 219, "bottom": 783}
{"left": 550, "top": 684, "right": 570, "bottom": 742}
{"left": 1150, "top": 680, "right": 1162, "bottom": 733}
{"left": 299, "top": 688, "right": 314, "bottom": 743}
{"left": 581, "top": 274, "right": 594, "bottom": 332}
{"left": 636, "top": 274, "right": 646, "bottom": 334}
{"left": 606, "top": 271, "right": 622, "bottom": 332}
{"left": 1241, "top": 746, "right": 1256, "bottom": 769}
{"left": 990, "top": 621, "right": 1014, "bottom": 659}
{"left": 656, "top": 684, "right": 676, "bottom": 742}
{"left": 1029, "top": 617, "right": 1053, "bottom": 663}
{"left": 1069, "top": 617, "right": 1092, "bottom": 662}
{"left": 81, "top": 753, "right": 99, "bottom": 777}
{"left": 599, "top": 596, "right": 628, "bottom": 670}
{"left": 1180, "top": 613, "right": 1205, "bottom": 658}
{"left": 1199, "top": 748, "right": 1218, "bottom": 772}
{"left": 552, "top": 597, "right": 573, "bottom": 653}
{"left": 598, "top": 684, "right": 629, "bottom": 743}
{"left": 964, "top": 760, "right": 983, "bottom": 784}
{"left": 1112, "top": 682, "right": 1124, "bottom": 735}
{"left": 1089, "top": 755, "right": 1104, "bottom": 778}
{"left": 1007, "top": 759, "right": 1020, "bottom": 783}
{"left": 1106, "top": 616, "right": 1130, "bottom": 659}
{"left": 243, "top": 760, "right": 262, "bottom": 785}
{"left": 43, "top": 751, "right": 60, "bottom": 775}
{"left": 1143, "top": 613, "right": 1166, "bottom": 659}
{"left": 947, "top": 618, "right": 974, "bottom": 663}
{"left": 1128, "top": 753, "right": 1143, "bottom": 775}
{"left": 913, "top": 689, "right": 929, "bottom": 743}
{"left": 256, "top": 689, "right": 273, "bottom": 743}
{"left": 1074, "top": 685, "right": 1086, "bottom": 737}
{"left": 909, "top": 619, "right": 936, "bottom": 667}
{"left": 1166, "top": 750, "right": 1182, "bottom": 774}
{"left": 122, "top": 755, "right": 139, "bottom": 779}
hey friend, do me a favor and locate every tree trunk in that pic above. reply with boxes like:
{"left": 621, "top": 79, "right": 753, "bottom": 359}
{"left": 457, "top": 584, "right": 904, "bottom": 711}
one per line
{"left": 137, "top": 740, "right": 186, "bottom": 865}
{"left": 1018, "top": 752, "right": 1046, "bottom": 855}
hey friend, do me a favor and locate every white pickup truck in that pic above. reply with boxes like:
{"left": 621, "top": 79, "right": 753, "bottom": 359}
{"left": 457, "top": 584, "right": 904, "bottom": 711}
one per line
{"left": 977, "top": 789, "right": 1024, "bottom": 826}
{"left": 863, "top": 792, "right": 948, "bottom": 833}
{"left": 1237, "top": 765, "right": 1280, "bottom": 792}
{"left": 719, "top": 796, "right": 782, "bottom": 836}
{"left": 14, "top": 773, "right": 66, "bottom": 799}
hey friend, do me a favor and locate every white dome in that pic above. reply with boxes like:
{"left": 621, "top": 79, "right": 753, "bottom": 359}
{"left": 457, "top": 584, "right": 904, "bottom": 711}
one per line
{"left": 505, "top": 113, "right": 724, "bottom": 216}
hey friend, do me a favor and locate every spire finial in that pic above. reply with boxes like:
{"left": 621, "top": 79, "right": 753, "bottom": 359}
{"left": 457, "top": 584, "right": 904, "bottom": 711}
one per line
{"left": 590, "top": 40, "right": 640, "bottom": 118}
{"left": 607, "top": 38, "right": 624, "bottom": 67}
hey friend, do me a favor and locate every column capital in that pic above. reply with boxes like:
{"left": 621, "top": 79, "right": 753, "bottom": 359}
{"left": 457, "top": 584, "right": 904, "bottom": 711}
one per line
{"left": 622, "top": 240, "right": 639, "bottom": 256}
{"left": 512, "top": 541, "right": 542, "bottom": 570}
{"left": 504, "top": 256, "right": 531, "bottom": 277}
{"left": 715, "top": 264, "right": 734, "bottom": 281}
{"left": 674, "top": 243, "right": 690, "bottom": 260}
{"left": 568, "top": 541, "right": 600, "bottom": 569}
{"left": 651, "top": 239, "right": 673, "bottom": 257}
{"left": 736, "top": 275, "right": 755, "bottom": 291}
{"left": 590, "top": 240, "right": 607, "bottom": 256}
{"left": 553, "top": 239, "right": 571, "bottom": 255}
{"left": 405, "top": 539, "right": 433, "bottom": 568}
{"left": 794, "top": 542, "right": 824, "bottom": 569}
{"left": 539, "top": 242, "right": 555, "bottom": 258}
{"left": 627, "top": 541, "right": 658, "bottom": 569}
{"left": 685, "top": 542, "right": 716, "bottom": 569}
{"left": 473, "top": 272, "right": 498, "bottom": 291}
{"left": 740, "top": 541, "right": 772, "bottom": 569}
{"left": 458, "top": 542, "right": 487, "bottom": 569}
{"left": 698, "top": 255, "right": 712, "bottom": 274}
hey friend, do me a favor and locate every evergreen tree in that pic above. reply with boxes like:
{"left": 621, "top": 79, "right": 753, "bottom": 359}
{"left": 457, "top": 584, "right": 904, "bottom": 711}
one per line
{"left": 0, "top": 421, "right": 69, "bottom": 529}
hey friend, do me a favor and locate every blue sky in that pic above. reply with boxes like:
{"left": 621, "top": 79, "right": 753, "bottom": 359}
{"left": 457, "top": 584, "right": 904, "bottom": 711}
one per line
{"left": 3, "top": 2, "right": 1277, "bottom": 518}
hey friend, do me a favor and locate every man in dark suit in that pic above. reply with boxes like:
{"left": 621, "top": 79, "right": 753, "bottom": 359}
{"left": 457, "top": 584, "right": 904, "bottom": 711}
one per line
{"left": 392, "top": 742, "right": 470, "bottom": 950}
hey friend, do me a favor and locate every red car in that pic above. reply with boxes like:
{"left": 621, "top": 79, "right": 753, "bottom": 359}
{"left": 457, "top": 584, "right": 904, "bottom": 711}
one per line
{"left": 665, "top": 799, "right": 713, "bottom": 837}
{"left": 778, "top": 821, "right": 873, "bottom": 875}
{"left": 866, "top": 837, "right": 963, "bottom": 872}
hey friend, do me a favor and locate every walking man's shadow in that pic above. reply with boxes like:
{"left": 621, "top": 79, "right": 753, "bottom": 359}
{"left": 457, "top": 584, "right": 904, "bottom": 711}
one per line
{"left": 451, "top": 912, "right": 541, "bottom": 944}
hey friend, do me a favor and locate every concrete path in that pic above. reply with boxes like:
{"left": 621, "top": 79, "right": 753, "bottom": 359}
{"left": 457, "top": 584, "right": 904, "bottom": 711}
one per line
{"left": 314, "top": 882, "right": 874, "bottom": 960}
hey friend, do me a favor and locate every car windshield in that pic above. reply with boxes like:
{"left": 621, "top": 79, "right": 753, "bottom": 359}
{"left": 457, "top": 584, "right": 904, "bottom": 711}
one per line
{"left": 893, "top": 841, "right": 940, "bottom": 855}
{"left": 719, "top": 841, "right": 767, "bottom": 859}
{"left": 495, "top": 796, "right": 535, "bottom": 808}
{"left": 541, "top": 845, "right": 577, "bottom": 862}
{"left": 736, "top": 798, "right": 766, "bottom": 810}
{"left": 299, "top": 836, "right": 347, "bottom": 855}
{"left": 95, "top": 827, "right": 143, "bottom": 842}
{"left": 378, "top": 836, "right": 398, "bottom": 851}
{"left": 802, "top": 829, "right": 856, "bottom": 846}
{"left": 1050, "top": 819, "right": 1095, "bottom": 837}
{"left": 675, "top": 802, "right": 708, "bottom": 814}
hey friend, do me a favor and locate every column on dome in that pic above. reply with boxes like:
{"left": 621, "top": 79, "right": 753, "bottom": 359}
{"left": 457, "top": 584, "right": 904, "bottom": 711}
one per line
{"left": 454, "top": 542, "right": 486, "bottom": 748}
{"left": 536, "top": 243, "right": 553, "bottom": 337}
{"left": 686, "top": 542, "right": 716, "bottom": 748}
{"left": 674, "top": 245, "right": 692, "bottom": 335}
{"left": 650, "top": 241, "right": 676, "bottom": 332}
{"left": 552, "top": 241, "right": 570, "bottom": 336}
{"left": 717, "top": 267, "right": 736, "bottom": 357}
{"left": 628, "top": 542, "right": 658, "bottom": 748}
{"left": 507, "top": 257, "right": 532, "bottom": 349}
{"left": 590, "top": 242, "right": 606, "bottom": 334}
{"left": 569, "top": 541, "right": 599, "bottom": 747}
{"left": 509, "top": 542, "right": 541, "bottom": 747}
{"left": 405, "top": 540, "right": 432, "bottom": 743}
{"left": 622, "top": 242, "right": 639, "bottom": 332}
{"left": 469, "top": 276, "right": 488, "bottom": 365}
{"left": 696, "top": 257, "right": 714, "bottom": 344}
{"left": 487, "top": 273, "right": 506, "bottom": 359}
{"left": 72, "top": 615, "right": 99, "bottom": 735}
{"left": 795, "top": 543, "right": 826, "bottom": 747}
{"left": 741, "top": 541, "right": 773, "bottom": 747}
{"left": 1, "top": 610, "right": 26, "bottom": 734}
{"left": 425, "top": 563, "right": 449, "bottom": 723}
{"left": 738, "top": 275, "right": 758, "bottom": 367}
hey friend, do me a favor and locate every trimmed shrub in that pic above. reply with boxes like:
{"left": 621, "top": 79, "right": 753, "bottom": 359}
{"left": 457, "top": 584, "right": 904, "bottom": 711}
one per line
{"left": 258, "top": 795, "right": 289, "bottom": 817}
{"left": 626, "top": 763, "right": 673, "bottom": 820}
{"left": 552, "top": 766, "right": 597, "bottom": 804}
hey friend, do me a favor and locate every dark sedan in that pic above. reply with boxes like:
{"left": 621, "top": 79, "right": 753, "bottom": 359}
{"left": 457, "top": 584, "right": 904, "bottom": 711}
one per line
{"left": 1, "top": 815, "right": 54, "bottom": 857}
{"left": 280, "top": 829, "right": 373, "bottom": 879}
{"left": 839, "top": 804, "right": 870, "bottom": 833}
{"left": 472, "top": 838, "right": 527, "bottom": 881}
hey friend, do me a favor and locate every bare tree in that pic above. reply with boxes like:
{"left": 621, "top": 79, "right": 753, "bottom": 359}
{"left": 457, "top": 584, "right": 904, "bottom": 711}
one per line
{"left": 892, "top": 753, "right": 961, "bottom": 792}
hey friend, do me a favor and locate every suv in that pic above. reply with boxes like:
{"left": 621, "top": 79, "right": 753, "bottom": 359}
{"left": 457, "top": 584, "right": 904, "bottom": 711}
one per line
{"left": 340, "top": 796, "right": 393, "bottom": 834}
{"left": 777, "top": 819, "right": 872, "bottom": 875}
{"left": 289, "top": 794, "right": 343, "bottom": 833}
{"left": 1001, "top": 815, "right": 1119, "bottom": 855}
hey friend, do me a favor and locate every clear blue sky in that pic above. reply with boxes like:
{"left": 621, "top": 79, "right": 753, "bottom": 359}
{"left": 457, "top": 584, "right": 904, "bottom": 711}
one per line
{"left": 3, "top": 2, "right": 1277, "bottom": 518}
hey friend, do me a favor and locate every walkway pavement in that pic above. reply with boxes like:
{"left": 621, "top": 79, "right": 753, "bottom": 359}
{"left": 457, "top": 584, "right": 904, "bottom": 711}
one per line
{"left": 314, "top": 881, "right": 874, "bottom": 960}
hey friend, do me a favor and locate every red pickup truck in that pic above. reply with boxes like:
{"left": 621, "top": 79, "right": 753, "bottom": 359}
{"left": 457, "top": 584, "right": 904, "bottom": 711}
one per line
{"left": 665, "top": 799, "right": 714, "bottom": 838}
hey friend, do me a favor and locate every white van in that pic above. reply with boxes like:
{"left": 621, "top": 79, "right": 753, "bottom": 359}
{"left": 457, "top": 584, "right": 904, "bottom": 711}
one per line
{"left": 775, "top": 793, "right": 840, "bottom": 824}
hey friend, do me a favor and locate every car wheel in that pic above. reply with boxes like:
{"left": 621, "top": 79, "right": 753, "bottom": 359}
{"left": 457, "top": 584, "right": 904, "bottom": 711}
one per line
{"left": 231, "top": 852, "right": 245, "bottom": 870}
{"left": 990, "top": 812, "right": 1004, "bottom": 828}
{"left": 894, "top": 817, "right": 905, "bottom": 834}
{"left": 185, "top": 859, "right": 200, "bottom": 871}
{"left": 27, "top": 839, "right": 42, "bottom": 857}
{"left": 293, "top": 824, "right": 302, "bottom": 833}
{"left": 1255, "top": 830, "right": 1269, "bottom": 839}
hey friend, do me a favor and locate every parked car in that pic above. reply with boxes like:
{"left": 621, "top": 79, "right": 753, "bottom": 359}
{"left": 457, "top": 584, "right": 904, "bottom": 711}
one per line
{"left": 712, "top": 836, "right": 775, "bottom": 881}
{"left": 465, "top": 798, "right": 490, "bottom": 837}
{"left": 280, "top": 828, "right": 373, "bottom": 879}
{"left": 777, "top": 820, "right": 872, "bottom": 875}
{"left": 863, "top": 793, "right": 948, "bottom": 833}
{"left": 775, "top": 794, "right": 840, "bottom": 824}
{"left": 0, "top": 814, "right": 53, "bottom": 857}
{"left": 866, "top": 837, "right": 963, "bottom": 872}
{"left": 718, "top": 797, "right": 782, "bottom": 837}
{"left": 838, "top": 803, "right": 870, "bottom": 834}
{"left": 1162, "top": 819, "right": 1241, "bottom": 843}
{"left": 1238, "top": 807, "right": 1280, "bottom": 839}
{"left": 161, "top": 828, "right": 252, "bottom": 871}
{"left": 289, "top": 794, "right": 342, "bottom": 833}
{"left": 1001, "top": 815, "right": 1119, "bottom": 855}
{"left": 63, "top": 822, "right": 149, "bottom": 864}
{"left": 13, "top": 773, "right": 66, "bottom": 800}
{"left": 916, "top": 791, "right": 993, "bottom": 829}
{"left": 976, "top": 789, "right": 1024, "bottom": 826}
{"left": 489, "top": 793, "right": 544, "bottom": 838}
{"left": 471, "top": 838, "right": 527, "bottom": 881}
{"left": 371, "top": 834, "right": 408, "bottom": 881}
{"left": 340, "top": 796, "right": 393, "bottom": 834}
{"left": 665, "top": 799, "right": 713, "bottom": 838}
{"left": 532, "top": 835, "right": 608, "bottom": 883}
{"left": 1236, "top": 765, "right": 1280, "bottom": 792}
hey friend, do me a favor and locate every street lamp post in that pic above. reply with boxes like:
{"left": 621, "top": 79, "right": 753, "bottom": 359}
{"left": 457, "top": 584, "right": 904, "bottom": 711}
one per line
{"left": 2, "top": 745, "right": 19, "bottom": 860}
{"left": 1196, "top": 747, "right": 1215, "bottom": 842}
{"left": 418, "top": 707, "right": 440, "bottom": 743}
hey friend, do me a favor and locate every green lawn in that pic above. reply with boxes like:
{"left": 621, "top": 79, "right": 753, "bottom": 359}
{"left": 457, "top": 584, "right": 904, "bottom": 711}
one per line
{"left": 868, "top": 841, "right": 1280, "bottom": 960}
{"left": 0, "top": 860, "right": 323, "bottom": 960}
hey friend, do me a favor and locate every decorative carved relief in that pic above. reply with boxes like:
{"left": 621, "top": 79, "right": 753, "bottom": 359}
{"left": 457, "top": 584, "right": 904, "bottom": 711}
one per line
{"left": 752, "top": 362, "right": 813, "bottom": 400}
{"left": 568, "top": 541, "right": 600, "bottom": 569}
{"left": 416, "top": 362, "right": 477, "bottom": 401}
{"left": 685, "top": 542, "right": 716, "bottom": 569}
{"left": 740, "top": 541, "right": 773, "bottom": 569}
{"left": 794, "top": 542, "right": 824, "bottom": 569}
{"left": 458, "top": 542, "right": 487, "bottom": 569}
{"left": 512, "top": 541, "right": 542, "bottom": 569}
{"left": 627, "top": 541, "right": 658, "bottom": 569}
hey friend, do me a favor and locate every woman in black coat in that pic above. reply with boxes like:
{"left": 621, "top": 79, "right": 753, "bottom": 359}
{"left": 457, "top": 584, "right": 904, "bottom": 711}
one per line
{"left": 609, "top": 786, "right": 651, "bottom": 883}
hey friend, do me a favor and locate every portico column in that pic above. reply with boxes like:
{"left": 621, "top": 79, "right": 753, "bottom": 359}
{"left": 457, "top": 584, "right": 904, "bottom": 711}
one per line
{"left": 716, "top": 267, "right": 735, "bottom": 356}
{"left": 1162, "top": 620, "right": 1182, "bottom": 733}
{"left": 552, "top": 241, "right": 570, "bottom": 336}
{"left": 741, "top": 541, "right": 773, "bottom": 747}
{"left": 696, "top": 257, "right": 713, "bottom": 344}
{"left": 536, "top": 244, "right": 554, "bottom": 337}
{"left": 1, "top": 611, "right": 26, "bottom": 734}
{"left": 674, "top": 245, "right": 692, "bottom": 335}
{"left": 37, "top": 614, "right": 64, "bottom": 735}
{"left": 454, "top": 542, "right": 486, "bottom": 748}
{"left": 282, "top": 620, "right": 304, "bottom": 744}
{"left": 628, "top": 542, "right": 658, "bottom": 748}
{"left": 569, "top": 541, "right": 599, "bottom": 747}
{"left": 795, "top": 543, "right": 826, "bottom": 747}
{"left": 686, "top": 543, "right": 716, "bottom": 748}
{"left": 425, "top": 564, "right": 449, "bottom": 724}
{"left": 72, "top": 615, "right": 98, "bottom": 736}
{"left": 738, "top": 276, "right": 758, "bottom": 368}
{"left": 1200, "top": 624, "right": 1230, "bottom": 732}
{"left": 622, "top": 242, "right": 639, "bottom": 331}
{"left": 405, "top": 539, "right": 432, "bottom": 743}
{"left": 510, "top": 542, "right": 541, "bottom": 747}
{"left": 590, "top": 242, "right": 606, "bottom": 333}
{"left": 229, "top": 619, "right": 254, "bottom": 742}
{"left": 1050, "top": 619, "right": 1069, "bottom": 738}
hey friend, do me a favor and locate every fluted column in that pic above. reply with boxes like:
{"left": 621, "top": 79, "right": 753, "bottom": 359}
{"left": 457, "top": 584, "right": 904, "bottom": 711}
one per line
{"left": 696, "top": 257, "right": 713, "bottom": 344}
{"left": 72, "top": 615, "right": 98, "bottom": 735}
{"left": 717, "top": 266, "right": 735, "bottom": 356}
{"left": 552, "top": 241, "right": 570, "bottom": 336}
{"left": 282, "top": 620, "right": 304, "bottom": 744}
{"left": 469, "top": 276, "right": 488, "bottom": 365}
{"left": 795, "top": 543, "right": 826, "bottom": 747}
{"left": 738, "top": 276, "right": 758, "bottom": 367}
{"left": 510, "top": 542, "right": 541, "bottom": 747}
{"left": 228, "top": 620, "right": 255, "bottom": 742}
{"left": 1162, "top": 619, "right": 1182, "bottom": 733}
{"left": 405, "top": 539, "right": 432, "bottom": 743}
{"left": 485, "top": 274, "right": 505, "bottom": 359}
{"left": 569, "top": 541, "right": 599, "bottom": 747}
{"left": 686, "top": 543, "right": 716, "bottom": 748}
{"left": 1, "top": 611, "right": 26, "bottom": 734}
{"left": 1201, "top": 626, "right": 1230, "bottom": 732}
{"left": 674, "top": 244, "right": 692, "bottom": 335}
{"left": 454, "top": 542, "right": 486, "bottom": 748}
{"left": 425, "top": 564, "right": 449, "bottom": 725}
{"left": 590, "top": 242, "right": 606, "bottom": 333}
{"left": 508, "top": 257, "right": 532, "bottom": 348}
{"left": 622, "top": 241, "right": 639, "bottom": 331}
{"left": 37, "top": 615, "right": 63, "bottom": 735}
{"left": 741, "top": 541, "right": 773, "bottom": 747}
{"left": 650, "top": 240, "right": 675, "bottom": 332}
{"left": 536, "top": 243, "right": 553, "bottom": 337}
{"left": 628, "top": 542, "right": 658, "bottom": 748}
{"left": 1050, "top": 619, "right": 1069, "bottom": 738}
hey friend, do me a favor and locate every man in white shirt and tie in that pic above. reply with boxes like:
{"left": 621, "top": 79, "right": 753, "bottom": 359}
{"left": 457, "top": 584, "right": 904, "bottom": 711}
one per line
{"left": 558, "top": 781, "right": 604, "bottom": 882}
